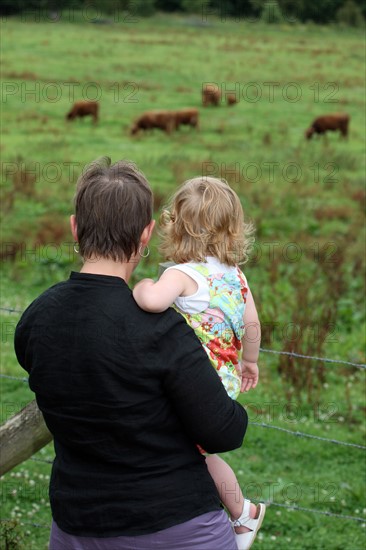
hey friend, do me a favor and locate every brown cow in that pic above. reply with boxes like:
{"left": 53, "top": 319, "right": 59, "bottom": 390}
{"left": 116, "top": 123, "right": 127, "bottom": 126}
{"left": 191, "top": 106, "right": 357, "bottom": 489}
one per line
{"left": 227, "top": 94, "right": 237, "bottom": 106}
{"left": 202, "top": 84, "right": 221, "bottom": 107}
{"left": 305, "top": 113, "right": 350, "bottom": 139}
{"left": 130, "top": 110, "right": 176, "bottom": 135}
{"left": 173, "top": 108, "right": 199, "bottom": 130}
{"left": 0, "top": 242, "right": 22, "bottom": 262}
{"left": 66, "top": 101, "right": 99, "bottom": 124}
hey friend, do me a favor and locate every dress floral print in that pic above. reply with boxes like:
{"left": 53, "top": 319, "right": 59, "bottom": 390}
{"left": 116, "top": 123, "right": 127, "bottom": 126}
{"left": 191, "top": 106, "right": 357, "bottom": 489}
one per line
{"left": 176, "top": 263, "right": 248, "bottom": 400}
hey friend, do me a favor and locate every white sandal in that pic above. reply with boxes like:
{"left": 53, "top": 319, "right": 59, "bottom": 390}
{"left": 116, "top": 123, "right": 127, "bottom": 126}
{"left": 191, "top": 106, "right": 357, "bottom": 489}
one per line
{"left": 231, "top": 499, "right": 266, "bottom": 550}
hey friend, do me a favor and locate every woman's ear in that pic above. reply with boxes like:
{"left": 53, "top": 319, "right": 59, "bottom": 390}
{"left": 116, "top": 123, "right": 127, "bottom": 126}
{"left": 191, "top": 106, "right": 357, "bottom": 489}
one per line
{"left": 141, "top": 219, "right": 155, "bottom": 246}
{"left": 70, "top": 215, "right": 78, "bottom": 242}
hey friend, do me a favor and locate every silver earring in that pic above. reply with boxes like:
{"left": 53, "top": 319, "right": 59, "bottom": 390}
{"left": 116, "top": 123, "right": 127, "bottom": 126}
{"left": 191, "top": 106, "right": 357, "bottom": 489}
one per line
{"left": 139, "top": 244, "right": 150, "bottom": 258}
{"left": 73, "top": 242, "right": 79, "bottom": 254}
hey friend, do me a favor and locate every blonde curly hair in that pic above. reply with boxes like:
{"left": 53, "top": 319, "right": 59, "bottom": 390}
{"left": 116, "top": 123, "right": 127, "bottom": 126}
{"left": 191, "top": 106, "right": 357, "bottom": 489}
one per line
{"left": 159, "top": 176, "right": 254, "bottom": 266}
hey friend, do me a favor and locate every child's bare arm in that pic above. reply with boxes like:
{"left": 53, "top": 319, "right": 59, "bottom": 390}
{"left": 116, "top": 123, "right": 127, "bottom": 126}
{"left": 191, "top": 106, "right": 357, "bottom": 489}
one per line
{"left": 133, "top": 269, "right": 197, "bottom": 313}
{"left": 240, "top": 287, "right": 261, "bottom": 392}
{"left": 242, "top": 287, "right": 261, "bottom": 363}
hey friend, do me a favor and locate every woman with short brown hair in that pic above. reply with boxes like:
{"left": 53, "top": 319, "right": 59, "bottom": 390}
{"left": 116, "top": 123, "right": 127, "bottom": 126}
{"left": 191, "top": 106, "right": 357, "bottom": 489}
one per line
{"left": 15, "top": 157, "right": 247, "bottom": 550}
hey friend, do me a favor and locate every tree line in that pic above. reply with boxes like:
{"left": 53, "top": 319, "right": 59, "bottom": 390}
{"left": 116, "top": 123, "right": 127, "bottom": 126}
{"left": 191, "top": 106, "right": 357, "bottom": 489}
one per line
{"left": 1, "top": 0, "right": 365, "bottom": 26}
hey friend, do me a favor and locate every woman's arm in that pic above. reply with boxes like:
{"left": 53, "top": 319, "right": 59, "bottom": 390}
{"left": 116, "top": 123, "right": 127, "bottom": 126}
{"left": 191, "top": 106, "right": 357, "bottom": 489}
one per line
{"left": 158, "top": 312, "right": 248, "bottom": 453}
{"left": 133, "top": 269, "right": 197, "bottom": 313}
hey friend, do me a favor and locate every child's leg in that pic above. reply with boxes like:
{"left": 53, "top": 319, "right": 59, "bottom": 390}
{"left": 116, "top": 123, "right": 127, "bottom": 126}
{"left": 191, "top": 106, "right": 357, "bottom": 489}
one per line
{"left": 205, "top": 454, "right": 256, "bottom": 534}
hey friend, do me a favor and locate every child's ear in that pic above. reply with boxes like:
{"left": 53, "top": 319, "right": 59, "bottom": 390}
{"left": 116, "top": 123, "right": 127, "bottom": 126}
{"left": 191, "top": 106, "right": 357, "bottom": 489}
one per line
{"left": 70, "top": 215, "right": 78, "bottom": 242}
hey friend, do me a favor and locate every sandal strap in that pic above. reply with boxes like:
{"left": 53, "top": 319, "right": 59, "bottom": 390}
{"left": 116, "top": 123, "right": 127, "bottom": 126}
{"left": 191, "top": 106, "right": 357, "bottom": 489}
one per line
{"left": 232, "top": 499, "right": 252, "bottom": 528}
{"left": 237, "top": 515, "right": 258, "bottom": 531}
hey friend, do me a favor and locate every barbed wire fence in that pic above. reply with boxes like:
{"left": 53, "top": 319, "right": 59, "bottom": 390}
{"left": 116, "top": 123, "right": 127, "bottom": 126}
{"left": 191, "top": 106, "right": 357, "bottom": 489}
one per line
{"left": 1, "top": 304, "right": 365, "bottom": 535}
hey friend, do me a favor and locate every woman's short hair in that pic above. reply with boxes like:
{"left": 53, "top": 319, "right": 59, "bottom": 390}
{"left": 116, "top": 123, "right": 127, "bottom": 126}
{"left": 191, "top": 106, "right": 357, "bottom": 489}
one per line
{"left": 74, "top": 157, "right": 153, "bottom": 262}
{"left": 159, "top": 176, "right": 254, "bottom": 266}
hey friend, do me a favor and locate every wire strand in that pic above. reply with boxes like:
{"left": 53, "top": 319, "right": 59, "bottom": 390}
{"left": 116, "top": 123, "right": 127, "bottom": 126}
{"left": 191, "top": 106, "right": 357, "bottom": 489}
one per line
{"left": 1, "top": 305, "right": 365, "bottom": 368}
{"left": 1, "top": 374, "right": 365, "bottom": 451}
{"left": 0, "top": 519, "right": 49, "bottom": 529}
{"left": 30, "top": 457, "right": 54, "bottom": 465}
{"left": 260, "top": 347, "right": 366, "bottom": 369}
{"left": 1, "top": 503, "right": 364, "bottom": 530}
{"left": 0, "top": 307, "right": 24, "bottom": 314}
{"left": 265, "top": 501, "right": 366, "bottom": 523}
{"left": 0, "top": 373, "right": 28, "bottom": 382}
{"left": 250, "top": 422, "right": 366, "bottom": 450}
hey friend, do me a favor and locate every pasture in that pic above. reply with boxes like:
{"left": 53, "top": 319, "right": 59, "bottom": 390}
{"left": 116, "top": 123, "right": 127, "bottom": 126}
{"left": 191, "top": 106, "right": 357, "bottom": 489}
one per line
{"left": 1, "top": 12, "right": 365, "bottom": 549}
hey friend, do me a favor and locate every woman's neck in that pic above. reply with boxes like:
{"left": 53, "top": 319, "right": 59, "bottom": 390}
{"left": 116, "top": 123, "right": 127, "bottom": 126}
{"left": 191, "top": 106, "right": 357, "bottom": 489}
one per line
{"left": 80, "top": 256, "right": 137, "bottom": 282}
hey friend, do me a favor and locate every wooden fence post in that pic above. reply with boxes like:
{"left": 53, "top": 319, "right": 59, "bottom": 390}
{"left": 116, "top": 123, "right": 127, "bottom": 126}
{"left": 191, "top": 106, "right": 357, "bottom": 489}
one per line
{"left": 0, "top": 400, "right": 52, "bottom": 476}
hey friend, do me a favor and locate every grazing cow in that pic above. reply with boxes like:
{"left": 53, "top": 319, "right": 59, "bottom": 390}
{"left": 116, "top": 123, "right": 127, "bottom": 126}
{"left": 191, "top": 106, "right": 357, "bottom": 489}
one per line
{"left": 227, "top": 94, "right": 237, "bottom": 106}
{"left": 66, "top": 101, "right": 99, "bottom": 124}
{"left": 202, "top": 84, "right": 221, "bottom": 107}
{"left": 0, "top": 242, "right": 22, "bottom": 262}
{"left": 173, "top": 108, "right": 199, "bottom": 130}
{"left": 305, "top": 113, "right": 350, "bottom": 139}
{"left": 130, "top": 110, "right": 176, "bottom": 135}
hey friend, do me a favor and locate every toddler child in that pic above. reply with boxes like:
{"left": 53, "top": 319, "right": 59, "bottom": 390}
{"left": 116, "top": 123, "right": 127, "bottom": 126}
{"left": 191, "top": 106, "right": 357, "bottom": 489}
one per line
{"left": 133, "top": 176, "right": 265, "bottom": 550}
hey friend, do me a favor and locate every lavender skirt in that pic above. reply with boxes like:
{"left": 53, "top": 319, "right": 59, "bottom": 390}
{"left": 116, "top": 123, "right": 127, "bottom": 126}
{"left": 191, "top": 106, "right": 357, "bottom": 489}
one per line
{"left": 49, "top": 510, "right": 237, "bottom": 550}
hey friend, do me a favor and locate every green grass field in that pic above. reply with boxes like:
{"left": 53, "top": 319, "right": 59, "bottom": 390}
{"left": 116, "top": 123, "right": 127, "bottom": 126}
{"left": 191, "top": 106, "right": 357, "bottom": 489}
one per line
{"left": 1, "top": 13, "right": 365, "bottom": 550}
